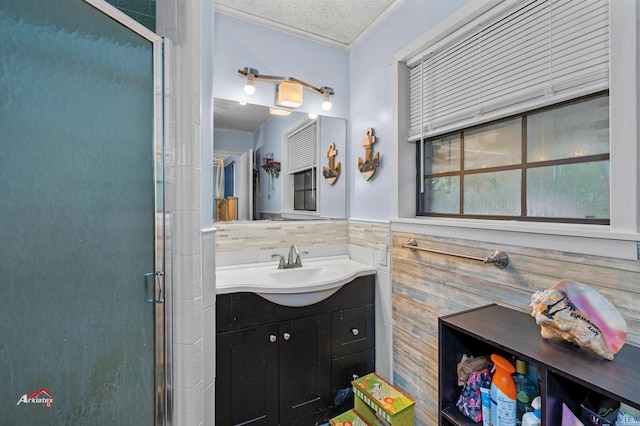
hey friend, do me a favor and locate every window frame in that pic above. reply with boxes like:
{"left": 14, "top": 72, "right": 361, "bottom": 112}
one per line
{"left": 391, "top": 0, "right": 640, "bottom": 260}
{"left": 293, "top": 168, "right": 317, "bottom": 212}
{"left": 416, "top": 92, "right": 610, "bottom": 224}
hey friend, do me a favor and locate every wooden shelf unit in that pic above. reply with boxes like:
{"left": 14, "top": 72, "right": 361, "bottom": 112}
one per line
{"left": 438, "top": 304, "right": 640, "bottom": 425}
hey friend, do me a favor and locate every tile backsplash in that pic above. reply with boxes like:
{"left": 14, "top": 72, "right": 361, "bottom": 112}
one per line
{"left": 215, "top": 219, "right": 349, "bottom": 266}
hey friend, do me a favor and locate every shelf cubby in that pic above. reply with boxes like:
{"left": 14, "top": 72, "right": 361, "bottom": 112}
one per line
{"left": 438, "top": 304, "right": 640, "bottom": 425}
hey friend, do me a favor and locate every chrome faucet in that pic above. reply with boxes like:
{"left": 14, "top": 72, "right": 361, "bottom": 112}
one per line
{"left": 272, "top": 244, "right": 307, "bottom": 269}
{"left": 271, "top": 253, "right": 287, "bottom": 269}
{"left": 287, "top": 244, "right": 301, "bottom": 267}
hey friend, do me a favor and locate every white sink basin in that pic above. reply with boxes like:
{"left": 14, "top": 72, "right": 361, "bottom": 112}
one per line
{"left": 216, "top": 255, "right": 376, "bottom": 307}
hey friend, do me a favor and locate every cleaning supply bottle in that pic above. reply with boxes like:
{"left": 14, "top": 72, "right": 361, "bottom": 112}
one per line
{"left": 526, "top": 362, "right": 540, "bottom": 396}
{"left": 521, "top": 396, "right": 541, "bottom": 426}
{"left": 481, "top": 387, "right": 491, "bottom": 426}
{"left": 513, "top": 360, "right": 538, "bottom": 424}
{"left": 490, "top": 354, "right": 517, "bottom": 426}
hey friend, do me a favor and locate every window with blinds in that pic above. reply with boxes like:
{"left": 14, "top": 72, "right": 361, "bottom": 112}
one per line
{"left": 285, "top": 120, "right": 318, "bottom": 212}
{"left": 409, "top": 0, "right": 611, "bottom": 223}
{"left": 408, "top": 0, "right": 609, "bottom": 141}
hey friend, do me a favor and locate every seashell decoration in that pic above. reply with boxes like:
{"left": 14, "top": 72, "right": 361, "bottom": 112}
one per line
{"left": 530, "top": 279, "right": 627, "bottom": 360}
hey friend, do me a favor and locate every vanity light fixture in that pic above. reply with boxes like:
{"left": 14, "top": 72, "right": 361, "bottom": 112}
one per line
{"left": 239, "top": 67, "right": 334, "bottom": 111}
{"left": 276, "top": 81, "right": 303, "bottom": 108}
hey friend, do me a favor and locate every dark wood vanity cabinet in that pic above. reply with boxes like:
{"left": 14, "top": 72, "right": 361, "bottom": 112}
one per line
{"left": 216, "top": 274, "right": 375, "bottom": 426}
{"left": 279, "top": 314, "right": 333, "bottom": 425}
{"left": 216, "top": 323, "right": 280, "bottom": 425}
{"left": 439, "top": 304, "right": 640, "bottom": 426}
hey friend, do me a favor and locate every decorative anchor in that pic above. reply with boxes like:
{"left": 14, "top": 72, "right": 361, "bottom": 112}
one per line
{"left": 322, "top": 142, "right": 341, "bottom": 185}
{"left": 358, "top": 128, "right": 380, "bottom": 181}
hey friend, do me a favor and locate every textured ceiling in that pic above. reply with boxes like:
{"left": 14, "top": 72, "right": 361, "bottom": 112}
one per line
{"left": 213, "top": 0, "right": 402, "bottom": 133}
{"left": 109, "top": 0, "right": 402, "bottom": 133}
{"left": 214, "top": 0, "right": 401, "bottom": 48}
{"left": 214, "top": 99, "right": 274, "bottom": 133}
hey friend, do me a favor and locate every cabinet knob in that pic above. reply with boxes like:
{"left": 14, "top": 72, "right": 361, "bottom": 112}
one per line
{"left": 269, "top": 335, "right": 277, "bottom": 343}
{"left": 283, "top": 332, "right": 291, "bottom": 341}
{"left": 351, "top": 328, "right": 359, "bottom": 336}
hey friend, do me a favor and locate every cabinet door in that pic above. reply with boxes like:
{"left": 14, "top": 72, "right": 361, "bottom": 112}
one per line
{"left": 332, "top": 305, "right": 375, "bottom": 358}
{"left": 216, "top": 323, "right": 279, "bottom": 426}
{"left": 279, "top": 314, "right": 332, "bottom": 425}
{"left": 331, "top": 349, "right": 375, "bottom": 398}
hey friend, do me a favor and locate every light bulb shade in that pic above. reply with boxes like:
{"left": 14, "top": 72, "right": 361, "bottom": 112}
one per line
{"left": 244, "top": 78, "right": 255, "bottom": 95}
{"left": 276, "top": 81, "right": 303, "bottom": 108}
{"left": 321, "top": 90, "right": 332, "bottom": 111}
{"left": 269, "top": 107, "right": 292, "bottom": 116}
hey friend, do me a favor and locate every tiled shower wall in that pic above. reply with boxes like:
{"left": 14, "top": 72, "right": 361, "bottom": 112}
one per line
{"left": 391, "top": 230, "right": 640, "bottom": 425}
{"left": 156, "top": 0, "right": 214, "bottom": 424}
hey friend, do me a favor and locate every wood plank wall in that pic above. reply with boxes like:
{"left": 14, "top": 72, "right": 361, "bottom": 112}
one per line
{"left": 391, "top": 231, "right": 640, "bottom": 425}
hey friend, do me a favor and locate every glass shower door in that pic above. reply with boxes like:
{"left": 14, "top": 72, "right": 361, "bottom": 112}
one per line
{"left": 0, "top": 0, "right": 163, "bottom": 424}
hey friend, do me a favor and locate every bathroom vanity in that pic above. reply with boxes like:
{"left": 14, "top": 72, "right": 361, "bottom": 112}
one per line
{"left": 215, "top": 274, "right": 375, "bottom": 425}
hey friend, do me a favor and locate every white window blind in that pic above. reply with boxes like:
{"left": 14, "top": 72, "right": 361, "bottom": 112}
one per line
{"left": 408, "top": 0, "right": 609, "bottom": 142}
{"left": 287, "top": 120, "right": 318, "bottom": 173}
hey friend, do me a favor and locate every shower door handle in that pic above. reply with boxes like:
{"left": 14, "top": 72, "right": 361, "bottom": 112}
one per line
{"left": 144, "top": 273, "right": 154, "bottom": 302}
{"left": 144, "top": 271, "right": 165, "bottom": 303}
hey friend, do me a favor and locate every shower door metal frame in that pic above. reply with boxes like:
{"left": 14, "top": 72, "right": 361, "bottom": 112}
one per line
{"left": 81, "top": 1, "right": 170, "bottom": 425}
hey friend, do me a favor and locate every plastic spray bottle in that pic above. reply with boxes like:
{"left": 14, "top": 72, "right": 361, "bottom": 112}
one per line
{"left": 481, "top": 387, "right": 491, "bottom": 426}
{"left": 490, "top": 354, "right": 517, "bottom": 426}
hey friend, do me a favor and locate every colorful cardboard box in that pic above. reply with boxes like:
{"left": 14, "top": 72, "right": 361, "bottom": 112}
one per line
{"left": 330, "top": 408, "right": 372, "bottom": 426}
{"left": 352, "top": 373, "right": 415, "bottom": 426}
